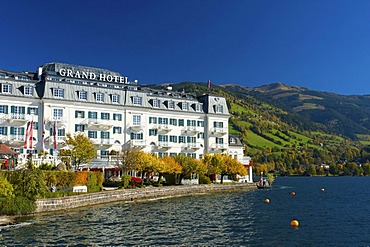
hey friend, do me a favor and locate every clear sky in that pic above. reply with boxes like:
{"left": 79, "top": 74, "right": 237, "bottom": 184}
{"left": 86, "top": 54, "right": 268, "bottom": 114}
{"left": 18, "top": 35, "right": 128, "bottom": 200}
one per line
{"left": 1, "top": 0, "right": 370, "bottom": 95}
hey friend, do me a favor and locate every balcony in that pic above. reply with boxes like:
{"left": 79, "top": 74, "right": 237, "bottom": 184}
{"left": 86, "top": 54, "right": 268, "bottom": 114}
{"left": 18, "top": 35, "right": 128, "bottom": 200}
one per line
{"left": 92, "top": 138, "right": 114, "bottom": 149}
{"left": 209, "top": 143, "right": 227, "bottom": 153}
{"left": 44, "top": 136, "right": 66, "bottom": 148}
{"left": 7, "top": 114, "right": 28, "bottom": 126}
{"left": 83, "top": 118, "right": 112, "bottom": 131}
{"left": 48, "top": 117, "right": 67, "bottom": 128}
{"left": 8, "top": 135, "right": 25, "bottom": 147}
{"left": 129, "top": 124, "right": 145, "bottom": 132}
{"left": 157, "top": 141, "right": 171, "bottom": 150}
{"left": 182, "top": 142, "right": 202, "bottom": 151}
{"left": 154, "top": 124, "right": 172, "bottom": 134}
{"left": 183, "top": 126, "right": 199, "bottom": 135}
{"left": 130, "top": 140, "right": 146, "bottom": 149}
{"left": 210, "top": 127, "right": 228, "bottom": 136}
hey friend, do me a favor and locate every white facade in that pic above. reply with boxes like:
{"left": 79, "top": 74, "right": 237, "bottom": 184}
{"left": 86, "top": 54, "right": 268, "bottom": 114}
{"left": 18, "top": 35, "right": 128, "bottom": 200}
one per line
{"left": 0, "top": 63, "right": 249, "bottom": 175}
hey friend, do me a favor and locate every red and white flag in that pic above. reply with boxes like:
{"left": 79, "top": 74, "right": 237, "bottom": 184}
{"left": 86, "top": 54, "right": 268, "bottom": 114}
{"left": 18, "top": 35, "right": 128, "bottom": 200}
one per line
{"left": 24, "top": 120, "right": 34, "bottom": 149}
{"left": 42, "top": 120, "right": 46, "bottom": 150}
{"left": 207, "top": 80, "right": 212, "bottom": 90}
{"left": 53, "top": 121, "right": 57, "bottom": 150}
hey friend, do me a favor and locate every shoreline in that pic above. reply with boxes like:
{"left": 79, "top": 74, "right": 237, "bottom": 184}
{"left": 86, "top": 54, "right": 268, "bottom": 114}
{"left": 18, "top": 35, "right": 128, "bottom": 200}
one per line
{"left": 1, "top": 183, "right": 256, "bottom": 226}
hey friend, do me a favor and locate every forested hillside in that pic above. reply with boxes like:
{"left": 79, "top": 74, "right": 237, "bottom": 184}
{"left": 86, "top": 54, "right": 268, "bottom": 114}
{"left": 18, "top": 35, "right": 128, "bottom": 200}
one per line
{"left": 147, "top": 82, "right": 370, "bottom": 176}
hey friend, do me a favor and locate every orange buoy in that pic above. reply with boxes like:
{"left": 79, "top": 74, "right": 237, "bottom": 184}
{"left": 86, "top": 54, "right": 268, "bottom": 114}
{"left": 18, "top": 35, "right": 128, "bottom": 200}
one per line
{"left": 291, "top": 191, "right": 296, "bottom": 196}
{"left": 290, "top": 220, "right": 299, "bottom": 227}
{"left": 264, "top": 199, "right": 270, "bottom": 203}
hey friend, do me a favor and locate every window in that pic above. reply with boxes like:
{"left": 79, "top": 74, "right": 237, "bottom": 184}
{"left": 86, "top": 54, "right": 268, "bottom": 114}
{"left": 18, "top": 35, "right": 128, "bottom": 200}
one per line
{"left": 195, "top": 104, "right": 202, "bottom": 112}
{"left": 153, "top": 99, "right": 160, "bottom": 108}
{"left": 187, "top": 120, "right": 196, "bottom": 126}
{"left": 179, "top": 136, "right": 186, "bottom": 143}
{"left": 53, "top": 109, "right": 63, "bottom": 120}
{"left": 101, "top": 131, "right": 110, "bottom": 139}
{"left": 215, "top": 105, "right": 223, "bottom": 113}
{"left": 88, "top": 111, "right": 97, "bottom": 119}
{"left": 113, "top": 127, "right": 122, "bottom": 134}
{"left": 170, "top": 135, "right": 177, "bottom": 143}
{"left": 149, "top": 129, "right": 157, "bottom": 136}
{"left": 96, "top": 93, "right": 104, "bottom": 103}
{"left": 214, "top": 121, "right": 224, "bottom": 128}
{"left": 158, "top": 135, "right": 168, "bottom": 142}
{"left": 88, "top": 131, "right": 97, "bottom": 139}
{"left": 0, "top": 126, "right": 7, "bottom": 135}
{"left": 149, "top": 117, "right": 157, "bottom": 124}
{"left": 101, "top": 112, "right": 110, "bottom": 120}
{"left": 179, "top": 119, "right": 184, "bottom": 126}
{"left": 133, "top": 115, "right": 141, "bottom": 126}
{"left": 197, "top": 121, "right": 204, "bottom": 127}
{"left": 158, "top": 117, "right": 168, "bottom": 125}
{"left": 131, "top": 132, "right": 143, "bottom": 140}
{"left": 53, "top": 88, "right": 64, "bottom": 98}
{"left": 170, "top": 118, "right": 177, "bottom": 126}
{"left": 24, "top": 86, "right": 33, "bottom": 96}
{"left": 182, "top": 102, "right": 188, "bottom": 111}
{"left": 187, "top": 136, "right": 196, "bottom": 143}
{"left": 79, "top": 91, "right": 87, "bottom": 100}
{"left": 11, "top": 127, "right": 23, "bottom": 136}
{"left": 113, "top": 113, "right": 122, "bottom": 121}
{"left": 17, "top": 75, "right": 29, "bottom": 81}
{"left": 58, "top": 129, "right": 66, "bottom": 136}
{"left": 132, "top": 96, "right": 142, "bottom": 106}
{"left": 197, "top": 132, "right": 205, "bottom": 139}
{"left": 230, "top": 138, "right": 237, "bottom": 144}
{"left": 0, "top": 105, "right": 8, "bottom": 114}
{"left": 75, "top": 124, "right": 85, "bottom": 132}
{"left": 75, "top": 110, "right": 85, "bottom": 118}
{"left": 2, "top": 84, "right": 12, "bottom": 94}
{"left": 216, "top": 137, "right": 224, "bottom": 144}
{"left": 27, "top": 107, "right": 38, "bottom": 115}
{"left": 168, "top": 101, "right": 175, "bottom": 109}
{"left": 112, "top": 94, "right": 119, "bottom": 103}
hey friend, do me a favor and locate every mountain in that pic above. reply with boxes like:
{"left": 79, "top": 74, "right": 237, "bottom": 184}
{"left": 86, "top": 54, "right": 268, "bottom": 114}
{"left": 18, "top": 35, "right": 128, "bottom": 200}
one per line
{"left": 147, "top": 81, "right": 370, "bottom": 176}
{"left": 221, "top": 82, "right": 370, "bottom": 140}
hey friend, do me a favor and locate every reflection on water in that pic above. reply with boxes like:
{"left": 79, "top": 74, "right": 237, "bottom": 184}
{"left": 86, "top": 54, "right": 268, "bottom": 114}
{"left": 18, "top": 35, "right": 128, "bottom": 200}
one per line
{"left": 1, "top": 177, "right": 370, "bottom": 246}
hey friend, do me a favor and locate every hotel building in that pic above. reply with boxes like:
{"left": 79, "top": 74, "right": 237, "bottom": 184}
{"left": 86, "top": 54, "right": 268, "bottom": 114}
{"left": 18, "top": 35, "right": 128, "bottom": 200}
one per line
{"left": 0, "top": 62, "right": 252, "bottom": 181}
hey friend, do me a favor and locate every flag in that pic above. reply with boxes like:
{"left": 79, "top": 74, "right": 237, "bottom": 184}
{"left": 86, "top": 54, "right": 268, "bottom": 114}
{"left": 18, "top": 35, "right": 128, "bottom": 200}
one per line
{"left": 24, "top": 120, "right": 34, "bottom": 149}
{"left": 42, "top": 120, "right": 46, "bottom": 150}
{"left": 207, "top": 80, "right": 212, "bottom": 90}
{"left": 53, "top": 121, "right": 57, "bottom": 150}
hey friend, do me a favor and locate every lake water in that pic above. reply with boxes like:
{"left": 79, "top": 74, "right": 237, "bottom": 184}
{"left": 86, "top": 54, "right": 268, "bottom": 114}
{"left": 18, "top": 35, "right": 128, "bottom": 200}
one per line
{"left": 1, "top": 177, "right": 369, "bottom": 246}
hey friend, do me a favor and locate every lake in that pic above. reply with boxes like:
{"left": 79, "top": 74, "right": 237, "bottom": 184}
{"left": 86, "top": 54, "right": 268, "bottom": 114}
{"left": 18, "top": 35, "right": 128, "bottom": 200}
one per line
{"left": 1, "top": 177, "right": 369, "bottom": 246}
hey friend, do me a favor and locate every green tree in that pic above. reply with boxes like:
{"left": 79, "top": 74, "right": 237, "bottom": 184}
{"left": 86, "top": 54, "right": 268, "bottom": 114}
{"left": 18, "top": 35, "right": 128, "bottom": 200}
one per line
{"left": 63, "top": 133, "right": 96, "bottom": 170}
{"left": 306, "top": 164, "right": 317, "bottom": 176}
{"left": 0, "top": 173, "right": 14, "bottom": 199}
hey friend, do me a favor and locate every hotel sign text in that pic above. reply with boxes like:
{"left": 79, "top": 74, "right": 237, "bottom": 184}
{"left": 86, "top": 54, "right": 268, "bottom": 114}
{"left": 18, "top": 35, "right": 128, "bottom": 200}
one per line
{"left": 59, "top": 68, "right": 128, "bottom": 83}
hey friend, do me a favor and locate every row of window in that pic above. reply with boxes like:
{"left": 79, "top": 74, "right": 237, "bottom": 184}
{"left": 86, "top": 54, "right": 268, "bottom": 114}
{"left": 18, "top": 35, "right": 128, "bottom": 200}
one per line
{"left": 0, "top": 84, "right": 34, "bottom": 96}
{"left": 148, "top": 117, "right": 205, "bottom": 127}
{"left": 0, "top": 105, "right": 38, "bottom": 115}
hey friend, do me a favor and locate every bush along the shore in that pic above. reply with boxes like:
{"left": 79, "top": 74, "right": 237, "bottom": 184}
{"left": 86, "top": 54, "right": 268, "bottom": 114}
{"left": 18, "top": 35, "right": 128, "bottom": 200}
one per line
{"left": 0, "top": 170, "right": 104, "bottom": 215}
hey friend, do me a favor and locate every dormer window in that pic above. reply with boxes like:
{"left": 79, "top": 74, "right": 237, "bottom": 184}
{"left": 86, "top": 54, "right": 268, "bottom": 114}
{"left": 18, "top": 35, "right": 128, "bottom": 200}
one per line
{"left": 96, "top": 93, "right": 104, "bottom": 103}
{"left": 132, "top": 96, "right": 142, "bottom": 106}
{"left": 182, "top": 102, "right": 188, "bottom": 111}
{"left": 53, "top": 88, "right": 64, "bottom": 98}
{"left": 112, "top": 94, "right": 119, "bottom": 103}
{"left": 230, "top": 138, "right": 237, "bottom": 144}
{"left": 195, "top": 104, "right": 202, "bottom": 112}
{"left": 153, "top": 99, "right": 160, "bottom": 108}
{"left": 24, "top": 86, "right": 34, "bottom": 96}
{"left": 215, "top": 104, "right": 223, "bottom": 113}
{"left": 79, "top": 91, "right": 87, "bottom": 100}
{"left": 168, "top": 101, "right": 174, "bottom": 109}
{"left": 2, "top": 84, "right": 12, "bottom": 94}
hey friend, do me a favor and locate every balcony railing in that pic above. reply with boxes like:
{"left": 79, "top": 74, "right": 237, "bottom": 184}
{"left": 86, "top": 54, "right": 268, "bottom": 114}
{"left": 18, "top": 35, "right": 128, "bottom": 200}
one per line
{"left": 8, "top": 114, "right": 28, "bottom": 125}
{"left": 83, "top": 118, "right": 112, "bottom": 130}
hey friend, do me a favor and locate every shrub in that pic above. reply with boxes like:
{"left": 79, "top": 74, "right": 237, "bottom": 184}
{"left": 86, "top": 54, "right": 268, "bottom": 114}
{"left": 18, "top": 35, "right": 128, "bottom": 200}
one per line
{"left": 5, "top": 170, "right": 48, "bottom": 199}
{"left": 86, "top": 172, "right": 103, "bottom": 192}
{"left": 199, "top": 174, "right": 211, "bottom": 184}
{"left": 122, "top": 174, "right": 132, "bottom": 189}
{"left": 75, "top": 172, "right": 88, "bottom": 186}
{"left": 0, "top": 173, "right": 14, "bottom": 198}
{"left": 0, "top": 196, "right": 36, "bottom": 215}
{"left": 55, "top": 172, "right": 77, "bottom": 187}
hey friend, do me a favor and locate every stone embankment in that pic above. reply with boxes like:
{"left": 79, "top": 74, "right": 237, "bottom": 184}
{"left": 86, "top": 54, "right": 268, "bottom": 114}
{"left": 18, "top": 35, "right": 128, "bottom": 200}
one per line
{"left": 35, "top": 183, "right": 256, "bottom": 213}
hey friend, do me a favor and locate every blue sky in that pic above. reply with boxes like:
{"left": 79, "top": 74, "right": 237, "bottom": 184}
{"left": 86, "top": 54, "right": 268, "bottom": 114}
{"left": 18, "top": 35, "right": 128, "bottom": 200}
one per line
{"left": 1, "top": 0, "right": 370, "bottom": 95}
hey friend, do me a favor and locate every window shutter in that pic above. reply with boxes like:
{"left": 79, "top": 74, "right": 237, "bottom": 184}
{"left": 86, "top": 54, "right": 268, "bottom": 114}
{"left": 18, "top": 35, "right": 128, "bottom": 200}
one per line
{"left": 11, "top": 106, "right": 14, "bottom": 113}
{"left": 35, "top": 108, "right": 39, "bottom": 115}
{"left": 4, "top": 127, "right": 7, "bottom": 135}
{"left": 75, "top": 111, "right": 78, "bottom": 118}
{"left": 10, "top": 127, "right": 14, "bottom": 135}
{"left": 21, "top": 127, "right": 25, "bottom": 135}
{"left": 21, "top": 107, "right": 25, "bottom": 114}
{"left": 81, "top": 111, "right": 85, "bottom": 118}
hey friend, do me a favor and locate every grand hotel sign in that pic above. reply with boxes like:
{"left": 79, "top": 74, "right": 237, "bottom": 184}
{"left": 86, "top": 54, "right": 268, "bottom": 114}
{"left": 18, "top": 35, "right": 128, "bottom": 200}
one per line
{"left": 58, "top": 68, "right": 129, "bottom": 84}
